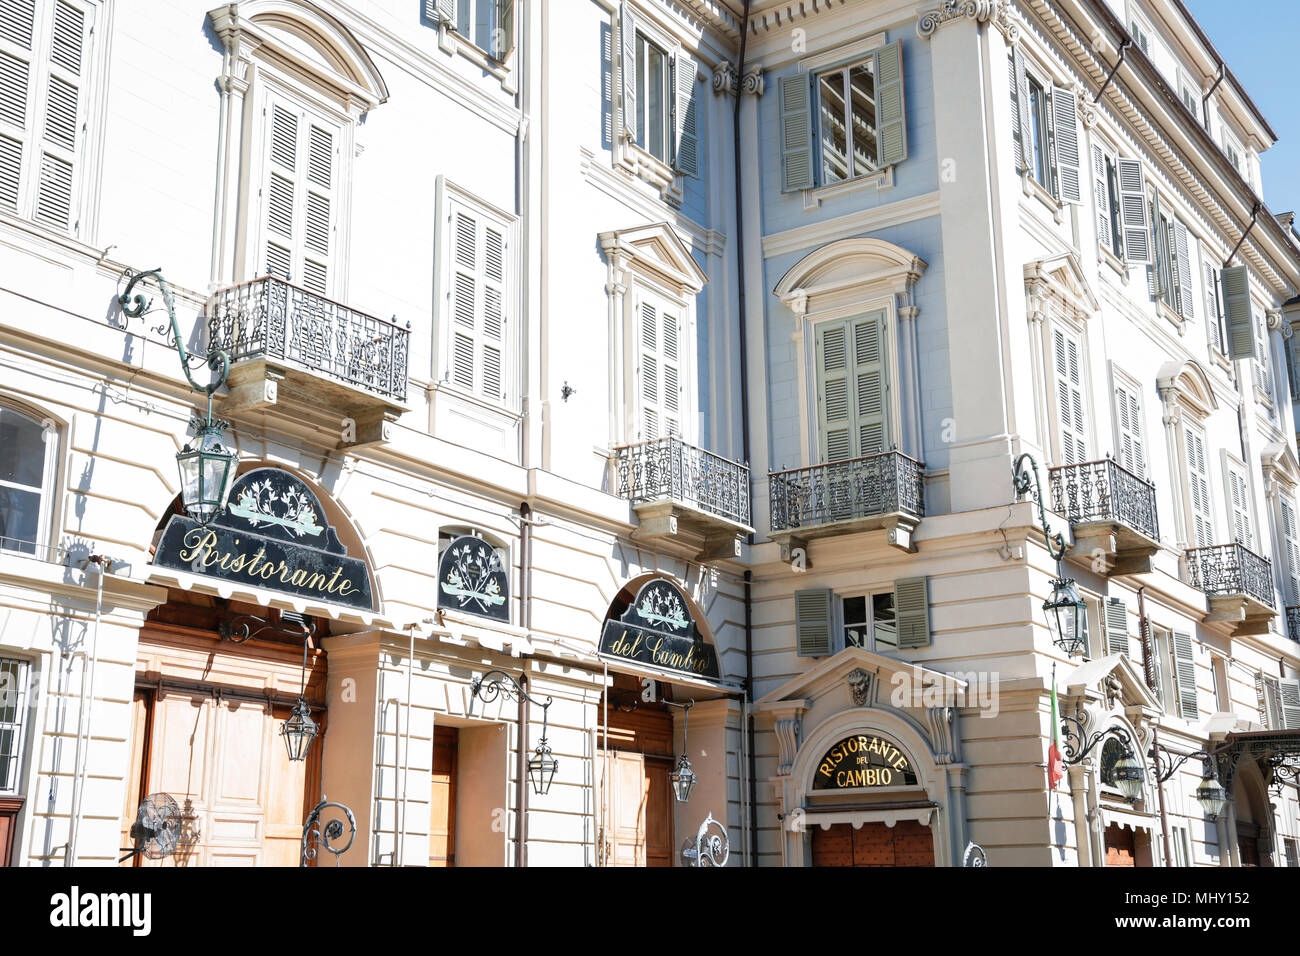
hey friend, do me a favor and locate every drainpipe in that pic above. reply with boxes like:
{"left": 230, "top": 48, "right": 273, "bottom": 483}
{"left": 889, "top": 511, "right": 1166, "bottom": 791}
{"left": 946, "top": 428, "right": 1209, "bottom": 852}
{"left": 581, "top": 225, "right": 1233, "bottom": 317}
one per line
{"left": 518, "top": 501, "right": 532, "bottom": 867}
{"left": 731, "top": 0, "right": 757, "bottom": 870}
{"left": 67, "top": 555, "right": 109, "bottom": 866}
{"left": 1202, "top": 63, "right": 1225, "bottom": 133}
{"left": 1092, "top": 38, "right": 1133, "bottom": 104}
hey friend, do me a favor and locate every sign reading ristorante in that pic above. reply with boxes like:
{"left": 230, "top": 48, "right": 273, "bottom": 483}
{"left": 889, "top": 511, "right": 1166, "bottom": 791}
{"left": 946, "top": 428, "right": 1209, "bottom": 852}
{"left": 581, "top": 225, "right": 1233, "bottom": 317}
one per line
{"left": 598, "top": 578, "right": 719, "bottom": 680}
{"left": 813, "top": 733, "right": 918, "bottom": 790}
{"left": 152, "top": 468, "right": 375, "bottom": 612}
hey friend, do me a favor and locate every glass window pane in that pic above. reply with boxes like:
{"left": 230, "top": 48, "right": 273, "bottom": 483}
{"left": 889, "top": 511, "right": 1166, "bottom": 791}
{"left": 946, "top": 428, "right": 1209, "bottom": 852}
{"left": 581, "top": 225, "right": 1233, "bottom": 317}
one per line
{"left": 636, "top": 35, "right": 647, "bottom": 150}
{"left": 648, "top": 44, "right": 665, "bottom": 161}
{"left": 0, "top": 409, "right": 46, "bottom": 488}
{"left": 0, "top": 486, "right": 40, "bottom": 554}
{"left": 1028, "top": 79, "right": 1050, "bottom": 188}
{"left": 819, "top": 70, "right": 849, "bottom": 184}
{"left": 843, "top": 596, "right": 867, "bottom": 648}
{"left": 848, "top": 62, "right": 877, "bottom": 174}
{"left": 873, "top": 592, "right": 897, "bottom": 649}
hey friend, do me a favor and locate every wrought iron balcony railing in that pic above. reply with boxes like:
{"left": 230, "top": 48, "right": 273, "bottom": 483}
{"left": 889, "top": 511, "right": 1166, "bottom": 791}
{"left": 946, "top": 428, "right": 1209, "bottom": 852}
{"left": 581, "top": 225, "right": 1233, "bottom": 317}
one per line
{"left": 769, "top": 451, "right": 924, "bottom": 533}
{"left": 208, "top": 276, "right": 411, "bottom": 403}
{"left": 613, "top": 436, "right": 751, "bottom": 528}
{"left": 1287, "top": 606, "right": 1300, "bottom": 643}
{"left": 1047, "top": 458, "right": 1159, "bottom": 541}
{"left": 1186, "top": 543, "right": 1275, "bottom": 610}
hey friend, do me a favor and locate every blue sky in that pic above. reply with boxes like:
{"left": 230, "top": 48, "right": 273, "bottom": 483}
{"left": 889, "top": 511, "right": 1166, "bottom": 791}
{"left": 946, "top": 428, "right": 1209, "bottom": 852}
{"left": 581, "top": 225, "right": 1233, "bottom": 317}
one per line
{"left": 1182, "top": 0, "right": 1300, "bottom": 213}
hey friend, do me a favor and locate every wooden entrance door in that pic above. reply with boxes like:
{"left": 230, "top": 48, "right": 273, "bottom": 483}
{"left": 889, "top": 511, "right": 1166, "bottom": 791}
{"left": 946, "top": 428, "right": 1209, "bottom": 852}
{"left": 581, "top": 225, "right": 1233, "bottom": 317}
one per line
{"left": 120, "top": 690, "right": 320, "bottom": 866}
{"left": 1104, "top": 824, "right": 1136, "bottom": 867}
{"left": 599, "top": 680, "right": 675, "bottom": 867}
{"left": 810, "top": 820, "right": 935, "bottom": 866}
{"left": 429, "top": 726, "right": 458, "bottom": 867}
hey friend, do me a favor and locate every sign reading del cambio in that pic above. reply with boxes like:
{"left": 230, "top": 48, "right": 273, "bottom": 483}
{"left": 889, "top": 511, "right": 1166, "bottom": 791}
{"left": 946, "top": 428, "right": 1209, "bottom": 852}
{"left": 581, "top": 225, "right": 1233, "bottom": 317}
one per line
{"left": 599, "top": 579, "right": 719, "bottom": 680}
{"left": 814, "top": 734, "right": 918, "bottom": 790}
{"left": 153, "top": 468, "right": 376, "bottom": 611}
{"left": 437, "top": 535, "right": 509, "bottom": 622}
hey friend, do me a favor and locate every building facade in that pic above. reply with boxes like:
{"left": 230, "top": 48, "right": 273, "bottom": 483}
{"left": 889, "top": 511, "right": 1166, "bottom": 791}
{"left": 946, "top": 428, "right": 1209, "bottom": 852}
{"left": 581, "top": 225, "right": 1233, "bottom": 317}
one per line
{"left": 0, "top": 0, "right": 1297, "bottom": 868}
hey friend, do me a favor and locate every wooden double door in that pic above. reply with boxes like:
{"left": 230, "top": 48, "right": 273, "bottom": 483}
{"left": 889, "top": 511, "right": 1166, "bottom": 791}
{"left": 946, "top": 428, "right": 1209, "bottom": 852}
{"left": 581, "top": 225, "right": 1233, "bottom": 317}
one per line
{"left": 811, "top": 820, "right": 935, "bottom": 867}
{"left": 599, "top": 688, "right": 675, "bottom": 867}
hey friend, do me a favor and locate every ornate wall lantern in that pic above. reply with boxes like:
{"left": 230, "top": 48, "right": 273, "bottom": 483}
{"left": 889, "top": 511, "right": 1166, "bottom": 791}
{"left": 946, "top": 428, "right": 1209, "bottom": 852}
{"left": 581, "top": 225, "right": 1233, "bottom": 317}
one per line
{"left": 471, "top": 669, "right": 557, "bottom": 796}
{"left": 1153, "top": 746, "right": 1230, "bottom": 819}
{"left": 1061, "top": 716, "right": 1145, "bottom": 802}
{"left": 666, "top": 700, "right": 696, "bottom": 803}
{"left": 1013, "top": 453, "right": 1087, "bottom": 656}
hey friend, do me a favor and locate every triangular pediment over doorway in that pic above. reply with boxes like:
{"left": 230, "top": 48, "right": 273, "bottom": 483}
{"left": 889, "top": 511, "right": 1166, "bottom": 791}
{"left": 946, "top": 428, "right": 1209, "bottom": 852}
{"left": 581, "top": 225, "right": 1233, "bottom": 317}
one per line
{"left": 756, "top": 646, "right": 968, "bottom": 712}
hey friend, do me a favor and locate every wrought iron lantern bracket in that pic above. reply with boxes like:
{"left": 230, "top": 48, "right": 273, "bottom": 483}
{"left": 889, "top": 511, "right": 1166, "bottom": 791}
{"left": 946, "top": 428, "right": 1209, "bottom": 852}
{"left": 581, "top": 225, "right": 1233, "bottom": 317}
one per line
{"left": 119, "top": 268, "right": 231, "bottom": 404}
{"left": 1012, "top": 453, "right": 1068, "bottom": 563}
{"left": 1059, "top": 712, "right": 1133, "bottom": 766}
{"left": 471, "top": 669, "right": 557, "bottom": 795}
{"left": 301, "top": 796, "right": 356, "bottom": 866}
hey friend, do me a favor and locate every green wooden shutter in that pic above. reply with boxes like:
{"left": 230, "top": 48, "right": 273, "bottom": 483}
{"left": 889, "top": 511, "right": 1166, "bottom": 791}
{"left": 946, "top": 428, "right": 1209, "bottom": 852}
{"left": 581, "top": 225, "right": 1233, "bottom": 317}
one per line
{"left": 779, "top": 73, "right": 814, "bottom": 192}
{"left": 874, "top": 40, "right": 907, "bottom": 167}
{"left": 619, "top": 2, "right": 636, "bottom": 144}
{"left": 1051, "top": 86, "right": 1080, "bottom": 203}
{"left": 1280, "top": 679, "right": 1300, "bottom": 730}
{"left": 1173, "top": 219, "right": 1193, "bottom": 319}
{"left": 816, "top": 320, "right": 852, "bottom": 462}
{"left": 1117, "top": 158, "right": 1150, "bottom": 263}
{"left": 1010, "top": 47, "right": 1030, "bottom": 173}
{"left": 1172, "top": 630, "right": 1199, "bottom": 720}
{"left": 671, "top": 50, "right": 700, "bottom": 177}
{"left": 852, "top": 315, "right": 885, "bottom": 455}
{"left": 895, "top": 577, "right": 930, "bottom": 648}
{"left": 795, "top": 588, "right": 833, "bottom": 657}
{"left": 1104, "top": 598, "right": 1129, "bottom": 657}
{"left": 1221, "top": 264, "right": 1254, "bottom": 359}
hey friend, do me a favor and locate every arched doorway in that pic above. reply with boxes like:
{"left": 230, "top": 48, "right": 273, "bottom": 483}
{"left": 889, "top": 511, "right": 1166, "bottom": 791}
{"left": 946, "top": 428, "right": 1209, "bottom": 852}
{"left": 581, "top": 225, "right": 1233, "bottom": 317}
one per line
{"left": 1233, "top": 764, "right": 1273, "bottom": 867}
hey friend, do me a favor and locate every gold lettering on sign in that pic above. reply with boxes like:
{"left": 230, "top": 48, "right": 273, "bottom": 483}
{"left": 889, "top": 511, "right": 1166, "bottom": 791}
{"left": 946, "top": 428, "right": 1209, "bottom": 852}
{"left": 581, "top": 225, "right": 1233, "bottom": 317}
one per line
{"left": 175, "top": 527, "right": 361, "bottom": 599}
{"left": 815, "top": 734, "right": 912, "bottom": 788}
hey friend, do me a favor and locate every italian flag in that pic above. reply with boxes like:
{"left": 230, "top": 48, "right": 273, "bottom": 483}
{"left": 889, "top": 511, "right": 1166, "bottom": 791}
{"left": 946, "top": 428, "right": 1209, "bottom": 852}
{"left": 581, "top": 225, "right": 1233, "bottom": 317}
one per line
{"left": 1047, "top": 666, "right": 1064, "bottom": 791}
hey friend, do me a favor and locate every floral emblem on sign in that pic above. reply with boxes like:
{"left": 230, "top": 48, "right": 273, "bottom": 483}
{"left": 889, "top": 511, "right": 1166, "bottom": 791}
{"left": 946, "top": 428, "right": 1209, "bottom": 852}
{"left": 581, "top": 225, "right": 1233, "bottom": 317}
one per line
{"left": 440, "top": 539, "right": 506, "bottom": 613}
{"left": 636, "top": 585, "right": 689, "bottom": 632}
{"left": 228, "top": 479, "right": 324, "bottom": 537}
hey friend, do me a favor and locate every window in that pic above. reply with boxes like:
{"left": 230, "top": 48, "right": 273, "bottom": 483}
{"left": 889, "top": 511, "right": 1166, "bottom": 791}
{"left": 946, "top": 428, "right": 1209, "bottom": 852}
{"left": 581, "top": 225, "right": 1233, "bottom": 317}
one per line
{"left": 842, "top": 592, "right": 897, "bottom": 652}
{"left": 1179, "top": 72, "right": 1200, "bottom": 122}
{"left": 1279, "top": 497, "right": 1300, "bottom": 606}
{"left": 817, "top": 58, "right": 877, "bottom": 184}
{"left": 617, "top": 4, "right": 701, "bottom": 180}
{"left": 1151, "top": 625, "right": 1174, "bottom": 713}
{"left": 815, "top": 312, "right": 887, "bottom": 462}
{"left": 1222, "top": 129, "right": 1243, "bottom": 174}
{"left": 1112, "top": 370, "right": 1146, "bottom": 478}
{"left": 1171, "top": 825, "right": 1192, "bottom": 866}
{"left": 1129, "top": 16, "right": 1151, "bottom": 57}
{"left": 1257, "top": 675, "right": 1300, "bottom": 730}
{"left": 259, "top": 93, "right": 340, "bottom": 296}
{"left": 1285, "top": 838, "right": 1298, "bottom": 868}
{"left": 1183, "top": 421, "right": 1214, "bottom": 547}
{"left": 1050, "top": 325, "right": 1088, "bottom": 465}
{"left": 1202, "top": 243, "right": 1227, "bottom": 354}
{"left": 0, "top": 0, "right": 94, "bottom": 234}
{"left": 437, "top": 181, "right": 516, "bottom": 407}
{"left": 0, "top": 405, "right": 57, "bottom": 555}
{"left": 780, "top": 40, "right": 905, "bottom": 193}
{"left": 1009, "top": 52, "right": 1081, "bottom": 204}
{"left": 1148, "top": 193, "right": 1194, "bottom": 320}
{"left": 0, "top": 656, "right": 30, "bottom": 793}
{"left": 1093, "top": 146, "right": 1126, "bottom": 258}
{"left": 633, "top": 289, "right": 686, "bottom": 441}
{"left": 449, "top": 0, "right": 514, "bottom": 60}
{"left": 1222, "top": 457, "right": 1253, "bottom": 550}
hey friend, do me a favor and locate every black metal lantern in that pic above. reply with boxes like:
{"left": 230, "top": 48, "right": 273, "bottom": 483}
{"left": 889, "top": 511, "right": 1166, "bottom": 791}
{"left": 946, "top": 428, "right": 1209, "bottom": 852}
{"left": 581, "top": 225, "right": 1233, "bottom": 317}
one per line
{"left": 1195, "top": 768, "right": 1228, "bottom": 819}
{"left": 281, "top": 697, "right": 318, "bottom": 762}
{"left": 176, "top": 414, "right": 238, "bottom": 526}
{"left": 1111, "top": 748, "right": 1146, "bottom": 802}
{"left": 119, "top": 268, "right": 236, "bottom": 527}
{"left": 1044, "top": 576, "right": 1088, "bottom": 658}
{"left": 1013, "top": 454, "right": 1088, "bottom": 657}
{"left": 671, "top": 753, "right": 697, "bottom": 803}
{"left": 527, "top": 741, "right": 558, "bottom": 796}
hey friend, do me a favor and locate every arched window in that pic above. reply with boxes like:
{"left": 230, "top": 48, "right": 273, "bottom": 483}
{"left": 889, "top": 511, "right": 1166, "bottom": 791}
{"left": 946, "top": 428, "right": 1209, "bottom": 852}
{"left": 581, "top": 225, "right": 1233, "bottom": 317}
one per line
{"left": 0, "top": 405, "right": 58, "bottom": 555}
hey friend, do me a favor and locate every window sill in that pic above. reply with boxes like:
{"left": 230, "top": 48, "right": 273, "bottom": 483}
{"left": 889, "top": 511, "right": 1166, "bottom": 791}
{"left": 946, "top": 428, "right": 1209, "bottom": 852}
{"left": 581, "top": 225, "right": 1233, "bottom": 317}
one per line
{"left": 428, "top": 382, "right": 522, "bottom": 422}
{"left": 615, "top": 139, "right": 684, "bottom": 207}
{"left": 1156, "top": 300, "right": 1185, "bottom": 336}
{"left": 1021, "top": 171, "right": 1064, "bottom": 224}
{"left": 1208, "top": 346, "right": 1232, "bottom": 374}
{"left": 1098, "top": 244, "right": 1130, "bottom": 285}
{"left": 436, "top": 22, "right": 517, "bottom": 94}
{"left": 801, "top": 166, "right": 894, "bottom": 209}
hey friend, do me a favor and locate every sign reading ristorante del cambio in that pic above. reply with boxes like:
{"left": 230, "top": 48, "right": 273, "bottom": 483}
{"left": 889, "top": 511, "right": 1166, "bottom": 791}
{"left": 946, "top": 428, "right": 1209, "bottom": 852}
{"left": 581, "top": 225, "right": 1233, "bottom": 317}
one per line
{"left": 813, "top": 734, "right": 918, "bottom": 790}
{"left": 437, "top": 535, "right": 509, "bottom": 622}
{"left": 152, "top": 468, "right": 375, "bottom": 611}
{"left": 598, "top": 578, "right": 719, "bottom": 679}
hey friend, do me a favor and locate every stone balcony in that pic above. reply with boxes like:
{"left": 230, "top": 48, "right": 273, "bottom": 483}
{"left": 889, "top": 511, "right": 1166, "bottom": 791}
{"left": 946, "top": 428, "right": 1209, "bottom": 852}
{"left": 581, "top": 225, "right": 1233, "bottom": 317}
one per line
{"left": 1047, "top": 458, "right": 1160, "bottom": 575}
{"left": 1186, "top": 542, "right": 1277, "bottom": 636}
{"left": 612, "top": 436, "right": 752, "bottom": 560}
{"left": 207, "top": 277, "right": 411, "bottom": 449}
{"left": 767, "top": 451, "right": 925, "bottom": 560}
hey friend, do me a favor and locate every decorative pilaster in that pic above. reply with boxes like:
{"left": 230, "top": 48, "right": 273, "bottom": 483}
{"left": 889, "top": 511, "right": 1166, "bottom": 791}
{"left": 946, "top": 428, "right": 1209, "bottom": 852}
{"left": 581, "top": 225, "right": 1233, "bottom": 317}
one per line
{"left": 917, "top": 0, "right": 1018, "bottom": 41}
{"left": 712, "top": 61, "right": 738, "bottom": 96}
{"left": 741, "top": 68, "right": 764, "bottom": 96}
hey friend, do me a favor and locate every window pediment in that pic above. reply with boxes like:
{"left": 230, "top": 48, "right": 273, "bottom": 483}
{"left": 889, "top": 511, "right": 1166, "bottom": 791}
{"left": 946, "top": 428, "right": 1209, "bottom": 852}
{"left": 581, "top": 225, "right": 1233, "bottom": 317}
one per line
{"left": 1157, "top": 358, "right": 1219, "bottom": 418}
{"left": 1024, "top": 252, "right": 1099, "bottom": 322}
{"left": 599, "top": 222, "right": 705, "bottom": 298}
{"left": 775, "top": 237, "right": 926, "bottom": 316}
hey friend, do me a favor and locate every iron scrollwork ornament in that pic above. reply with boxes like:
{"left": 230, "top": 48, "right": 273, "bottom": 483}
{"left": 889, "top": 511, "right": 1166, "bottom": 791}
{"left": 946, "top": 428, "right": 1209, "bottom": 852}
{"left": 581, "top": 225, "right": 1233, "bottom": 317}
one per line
{"left": 119, "top": 268, "right": 231, "bottom": 400}
{"left": 1012, "top": 453, "right": 1068, "bottom": 562}
{"left": 962, "top": 841, "right": 988, "bottom": 867}
{"left": 680, "top": 812, "right": 729, "bottom": 867}
{"left": 301, "top": 797, "right": 356, "bottom": 867}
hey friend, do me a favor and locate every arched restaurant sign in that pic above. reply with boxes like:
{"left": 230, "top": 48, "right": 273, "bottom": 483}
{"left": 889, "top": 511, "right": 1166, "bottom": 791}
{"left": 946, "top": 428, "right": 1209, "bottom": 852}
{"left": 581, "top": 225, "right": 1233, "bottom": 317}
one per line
{"left": 598, "top": 578, "right": 719, "bottom": 679}
{"left": 152, "top": 467, "right": 376, "bottom": 611}
{"left": 437, "top": 535, "right": 509, "bottom": 622}
{"left": 813, "top": 734, "right": 918, "bottom": 790}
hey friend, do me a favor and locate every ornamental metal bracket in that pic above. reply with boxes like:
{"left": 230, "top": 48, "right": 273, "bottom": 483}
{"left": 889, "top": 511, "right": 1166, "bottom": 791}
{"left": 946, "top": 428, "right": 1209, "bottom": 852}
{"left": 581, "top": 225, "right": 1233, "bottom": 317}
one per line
{"left": 118, "top": 268, "right": 231, "bottom": 403}
{"left": 681, "top": 812, "right": 729, "bottom": 867}
{"left": 962, "top": 841, "right": 988, "bottom": 866}
{"left": 301, "top": 796, "right": 356, "bottom": 866}
{"left": 218, "top": 607, "right": 316, "bottom": 644}
{"left": 1059, "top": 711, "right": 1133, "bottom": 766}
{"left": 1012, "top": 453, "right": 1068, "bottom": 563}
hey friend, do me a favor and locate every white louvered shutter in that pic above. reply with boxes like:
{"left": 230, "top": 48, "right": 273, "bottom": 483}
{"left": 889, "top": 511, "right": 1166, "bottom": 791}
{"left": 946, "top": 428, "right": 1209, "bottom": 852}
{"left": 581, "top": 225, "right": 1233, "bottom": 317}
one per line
{"left": 1052, "top": 327, "right": 1087, "bottom": 465}
{"left": 1173, "top": 219, "right": 1194, "bottom": 320}
{"left": 262, "top": 95, "right": 337, "bottom": 297}
{"left": 671, "top": 50, "right": 699, "bottom": 177}
{"left": 619, "top": 2, "right": 636, "bottom": 144}
{"left": 1185, "top": 424, "right": 1213, "bottom": 547}
{"left": 636, "top": 297, "right": 683, "bottom": 441}
{"left": 1093, "top": 145, "right": 1111, "bottom": 253}
{"left": 1172, "top": 630, "right": 1198, "bottom": 720}
{"left": 1221, "top": 264, "right": 1255, "bottom": 360}
{"left": 1117, "top": 158, "right": 1150, "bottom": 263}
{"left": 1104, "top": 598, "right": 1129, "bottom": 657}
{"left": 1252, "top": 309, "right": 1271, "bottom": 397}
{"left": 1280, "top": 498, "right": 1300, "bottom": 606}
{"left": 1224, "top": 463, "right": 1252, "bottom": 550}
{"left": 1010, "top": 47, "right": 1031, "bottom": 174}
{"left": 1202, "top": 250, "right": 1224, "bottom": 353}
{"left": 1280, "top": 679, "right": 1300, "bottom": 730}
{"left": 447, "top": 201, "right": 510, "bottom": 404}
{"left": 1113, "top": 378, "right": 1145, "bottom": 478}
{"left": 0, "top": 0, "right": 91, "bottom": 232}
{"left": 1051, "top": 86, "right": 1081, "bottom": 203}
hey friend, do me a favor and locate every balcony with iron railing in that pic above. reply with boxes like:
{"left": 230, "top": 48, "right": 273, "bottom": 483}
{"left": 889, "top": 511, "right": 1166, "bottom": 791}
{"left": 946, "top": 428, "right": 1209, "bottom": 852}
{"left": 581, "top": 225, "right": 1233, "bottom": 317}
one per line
{"left": 207, "top": 277, "right": 411, "bottom": 446}
{"left": 1047, "top": 458, "right": 1161, "bottom": 576}
{"left": 1186, "top": 542, "right": 1277, "bottom": 636}
{"left": 612, "top": 436, "right": 752, "bottom": 559}
{"left": 768, "top": 451, "right": 925, "bottom": 555}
